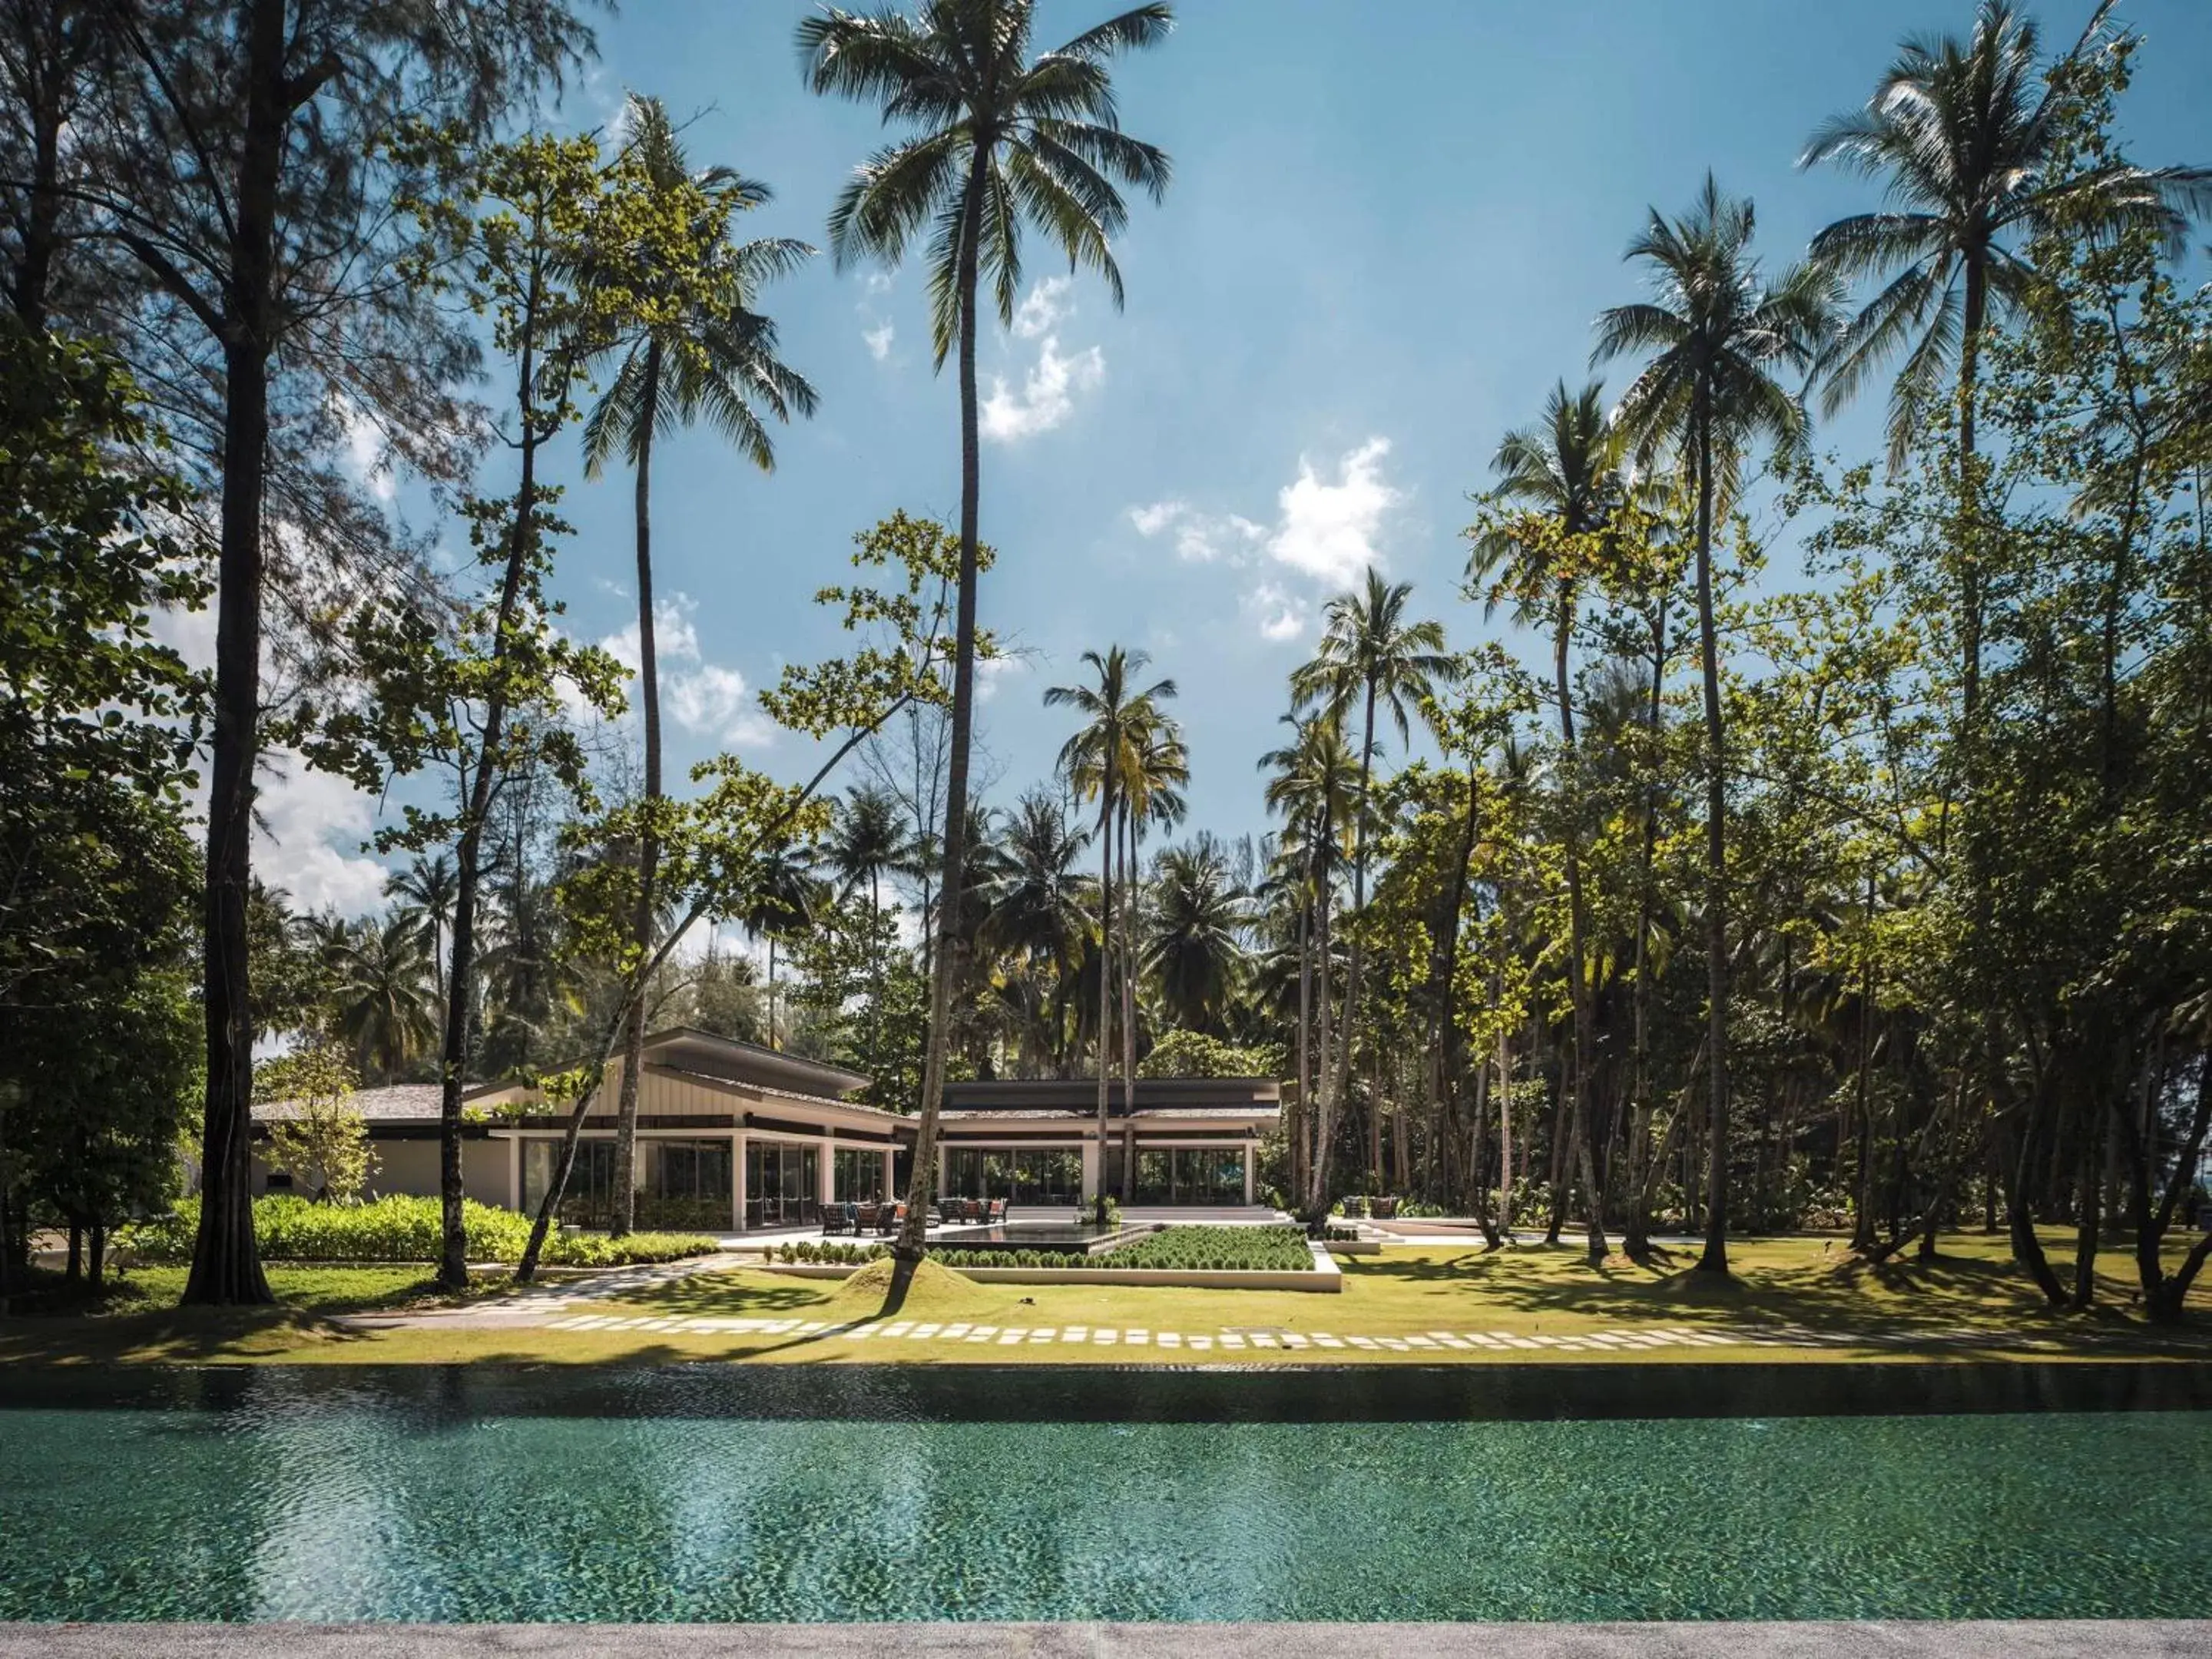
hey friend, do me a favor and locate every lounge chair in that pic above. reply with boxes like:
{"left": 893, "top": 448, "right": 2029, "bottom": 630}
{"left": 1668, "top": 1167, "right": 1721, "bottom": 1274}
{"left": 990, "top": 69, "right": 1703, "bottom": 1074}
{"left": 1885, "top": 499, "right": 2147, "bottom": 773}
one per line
{"left": 855, "top": 1202, "right": 879, "bottom": 1232}
{"left": 820, "top": 1205, "right": 845, "bottom": 1236}
{"left": 878, "top": 1202, "right": 904, "bottom": 1236}
{"left": 1373, "top": 1196, "right": 1399, "bottom": 1220}
{"left": 987, "top": 1197, "right": 1008, "bottom": 1224}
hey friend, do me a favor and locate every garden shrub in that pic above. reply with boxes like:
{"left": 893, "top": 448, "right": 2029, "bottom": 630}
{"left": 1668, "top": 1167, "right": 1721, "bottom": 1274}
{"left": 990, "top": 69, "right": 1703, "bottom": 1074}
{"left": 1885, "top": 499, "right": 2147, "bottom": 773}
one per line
{"left": 124, "top": 1196, "right": 717, "bottom": 1267}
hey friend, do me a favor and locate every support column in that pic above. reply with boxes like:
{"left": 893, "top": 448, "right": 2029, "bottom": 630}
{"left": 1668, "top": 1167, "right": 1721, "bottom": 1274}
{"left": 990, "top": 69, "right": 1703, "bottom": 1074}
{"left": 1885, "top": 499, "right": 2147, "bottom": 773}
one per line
{"left": 506, "top": 1136, "right": 521, "bottom": 1212}
{"left": 881, "top": 1147, "right": 896, "bottom": 1203}
{"left": 1243, "top": 1142, "right": 1256, "bottom": 1207}
{"left": 732, "top": 1131, "right": 747, "bottom": 1234}
{"left": 1080, "top": 1137, "right": 1100, "bottom": 1202}
{"left": 819, "top": 1131, "right": 836, "bottom": 1211}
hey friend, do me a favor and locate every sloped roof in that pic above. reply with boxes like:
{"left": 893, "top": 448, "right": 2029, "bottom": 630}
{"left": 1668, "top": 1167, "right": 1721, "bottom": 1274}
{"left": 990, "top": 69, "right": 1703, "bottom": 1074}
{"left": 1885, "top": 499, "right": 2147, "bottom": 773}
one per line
{"left": 253, "top": 1084, "right": 464, "bottom": 1124}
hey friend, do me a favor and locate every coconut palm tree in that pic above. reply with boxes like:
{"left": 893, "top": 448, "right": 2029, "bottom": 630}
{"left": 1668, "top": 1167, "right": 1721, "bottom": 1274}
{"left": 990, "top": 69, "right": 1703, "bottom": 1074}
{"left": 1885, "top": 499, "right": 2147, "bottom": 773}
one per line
{"left": 1801, "top": 0, "right": 2210, "bottom": 720}
{"left": 1595, "top": 174, "right": 1841, "bottom": 1276}
{"left": 800, "top": 0, "right": 1174, "bottom": 1256}
{"left": 1047, "top": 644, "right": 1177, "bottom": 1209}
{"left": 1148, "top": 840, "right": 1247, "bottom": 1036}
{"left": 1115, "top": 707, "right": 1187, "bottom": 1108}
{"left": 1289, "top": 570, "right": 1452, "bottom": 1199}
{"left": 329, "top": 912, "right": 439, "bottom": 1083}
{"left": 384, "top": 853, "right": 458, "bottom": 1004}
{"left": 1468, "top": 380, "right": 1627, "bottom": 1263}
{"left": 743, "top": 840, "right": 824, "bottom": 1053}
{"left": 1260, "top": 710, "right": 1359, "bottom": 1211}
{"left": 583, "top": 92, "right": 818, "bottom": 1233}
{"left": 981, "top": 787, "right": 1093, "bottom": 1071}
{"left": 826, "top": 786, "right": 911, "bottom": 923}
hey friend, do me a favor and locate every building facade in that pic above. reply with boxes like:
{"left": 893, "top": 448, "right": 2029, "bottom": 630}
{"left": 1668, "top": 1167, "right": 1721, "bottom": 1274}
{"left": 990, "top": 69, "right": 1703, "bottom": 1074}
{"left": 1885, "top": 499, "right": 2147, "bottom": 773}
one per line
{"left": 250, "top": 1028, "right": 1281, "bottom": 1229}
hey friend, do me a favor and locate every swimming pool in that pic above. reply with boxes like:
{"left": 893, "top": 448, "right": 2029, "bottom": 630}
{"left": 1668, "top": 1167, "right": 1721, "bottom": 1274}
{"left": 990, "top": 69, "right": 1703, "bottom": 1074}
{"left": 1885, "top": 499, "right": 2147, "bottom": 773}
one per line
{"left": 0, "top": 1365, "right": 2205, "bottom": 1622}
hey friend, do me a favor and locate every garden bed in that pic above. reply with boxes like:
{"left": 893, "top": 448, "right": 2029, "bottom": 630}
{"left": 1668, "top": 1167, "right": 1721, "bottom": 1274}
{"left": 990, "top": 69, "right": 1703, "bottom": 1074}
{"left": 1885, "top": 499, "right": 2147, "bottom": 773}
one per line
{"left": 763, "top": 1227, "right": 1342, "bottom": 1293}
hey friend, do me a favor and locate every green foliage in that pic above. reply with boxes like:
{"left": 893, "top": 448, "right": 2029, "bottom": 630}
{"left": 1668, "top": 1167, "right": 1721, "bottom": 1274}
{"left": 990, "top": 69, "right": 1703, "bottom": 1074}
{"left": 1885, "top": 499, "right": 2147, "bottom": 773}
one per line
{"left": 255, "top": 1045, "right": 374, "bottom": 1204}
{"left": 127, "top": 1197, "right": 716, "bottom": 1267}
{"left": 774, "top": 1224, "right": 1310, "bottom": 1273}
{"left": 1138, "top": 1030, "right": 1277, "bottom": 1079}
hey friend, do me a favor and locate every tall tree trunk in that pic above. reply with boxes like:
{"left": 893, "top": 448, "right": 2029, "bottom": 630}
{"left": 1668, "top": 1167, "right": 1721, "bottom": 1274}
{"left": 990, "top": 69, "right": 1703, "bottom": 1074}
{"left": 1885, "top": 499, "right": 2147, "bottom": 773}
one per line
{"left": 1556, "top": 598, "right": 1606, "bottom": 1264}
{"left": 611, "top": 343, "right": 666, "bottom": 1240}
{"left": 1850, "top": 867, "right": 1880, "bottom": 1255}
{"left": 1693, "top": 399, "right": 1733, "bottom": 1277}
{"left": 1093, "top": 780, "right": 1114, "bottom": 1220}
{"left": 184, "top": 0, "right": 293, "bottom": 1306}
{"left": 1328, "top": 683, "right": 1379, "bottom": 1201}
{"left": 1292, "top": 898, "right": 1310, "bottom": 1204}
{"left": 1119, "top": 802, "right": 1137, "bottom": 1194}
{"left": 1306, "top": 880, "right": 1337, "bottom": 1217}
{"left": 898, "top": 151, "right": 989, "bottom": 1260}
{"left": 1497, "top": 1014, "right": 1515, "bottom": 1233}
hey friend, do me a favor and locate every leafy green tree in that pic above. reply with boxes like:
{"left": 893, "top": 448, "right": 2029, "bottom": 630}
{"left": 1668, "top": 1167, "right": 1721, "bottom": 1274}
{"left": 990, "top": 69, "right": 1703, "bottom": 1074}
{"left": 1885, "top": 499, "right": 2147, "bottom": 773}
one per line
{"left": 385, "top": 854, "right": 458, "bottom": 1002}
{"left": 331, "top": 126, "right": 627, "bottom": 1288}
{"left": 1598, "top": 175, "right": 1839, "bottom": 1275}
{"left": 1290, "top": 571, "right": 1452, "bottom": 1200}
{"left": 257, "top": 1042, "right": 373, "bottom": 1203}
{"left": 1147, "top": 841, "right": 1247, "bottom": 1037}
{"left": 64, "top": 0, "right": 596, "bottom": 1307}
{"left": 1260, "top": 710, "right": 1359, "bottom": 1210}
{"left": 326, "top": 912, "right": 438, "bottom": 1083}
{"left": 1467, "top": 381, "right": 1627, "bottom": 1262}
{"left": 581, "top": 92, "right": 816, "bottom": 1235}
{"left": 1048, "top": 644, "right": 1177, "bottom": 1204}
{"left": 800, "top": 0, "right": 1174, "bottom": 1256}
{"left": 1802, "top": 0, "right": 2210, "bottom": 718}
{"left": 0, "top": 329, "right": 205, "bottom": 1301}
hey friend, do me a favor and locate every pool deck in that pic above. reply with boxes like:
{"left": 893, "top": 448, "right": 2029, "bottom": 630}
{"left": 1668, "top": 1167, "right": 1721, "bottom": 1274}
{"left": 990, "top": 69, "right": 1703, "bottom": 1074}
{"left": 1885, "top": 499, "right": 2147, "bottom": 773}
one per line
{"left": 4, "top": 1624, "right": 2206, "bottom": 1656}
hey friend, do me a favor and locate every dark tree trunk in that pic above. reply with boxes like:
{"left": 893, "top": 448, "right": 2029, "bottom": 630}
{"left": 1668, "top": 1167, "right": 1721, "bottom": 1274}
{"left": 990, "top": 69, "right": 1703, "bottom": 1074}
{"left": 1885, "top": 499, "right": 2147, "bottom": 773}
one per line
{"left": 184, "top": 41, "right": 284, "bottom": 1306}
{"left": 1693, "top": 399, "right": 1732, "bottom": 1277}
{"left": 1555, "top": 597, "right": 1605, "bottom": 1264}
{"left": 898, "top": 149, "right": 989, "bottom": 1260}
{"left": 1093, "top": 777, "right": 1114, "bottom": 1220}
{"left": 612, "top": 344, "right": 665, "bottom": 1239}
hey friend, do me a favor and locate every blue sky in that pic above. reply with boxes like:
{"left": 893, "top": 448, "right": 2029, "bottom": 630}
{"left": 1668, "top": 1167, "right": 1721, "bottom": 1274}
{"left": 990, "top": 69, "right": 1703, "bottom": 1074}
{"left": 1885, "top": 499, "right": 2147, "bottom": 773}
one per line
{"left": 266, "top": 0, "right": 2212, "bottom": 916}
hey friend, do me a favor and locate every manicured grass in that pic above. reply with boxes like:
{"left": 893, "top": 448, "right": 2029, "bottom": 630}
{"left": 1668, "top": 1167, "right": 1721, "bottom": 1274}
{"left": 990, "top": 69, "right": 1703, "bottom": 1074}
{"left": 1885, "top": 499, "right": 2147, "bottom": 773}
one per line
{"left": 5, "top": 1230, "right": 2207, "bottom": 1368}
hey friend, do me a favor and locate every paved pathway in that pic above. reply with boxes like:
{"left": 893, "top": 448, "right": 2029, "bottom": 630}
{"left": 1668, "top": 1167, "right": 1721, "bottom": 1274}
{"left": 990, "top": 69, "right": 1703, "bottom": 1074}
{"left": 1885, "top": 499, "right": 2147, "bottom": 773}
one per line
{"left": 487, "top": 1309, "right": 2055, "bottom": 1354}
{"left": 5, "top": 1622, "right": 2207, "bottom": 1657}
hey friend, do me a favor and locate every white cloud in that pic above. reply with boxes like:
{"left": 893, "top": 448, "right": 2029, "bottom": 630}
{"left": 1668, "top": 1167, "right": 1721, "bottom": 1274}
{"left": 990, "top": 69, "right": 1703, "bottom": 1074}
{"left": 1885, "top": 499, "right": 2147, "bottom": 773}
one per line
{"left": 598, "top": 593, "right": 774, "bottom": 747}
{"left": 975, "top": 653, "right": 1028, "bottom": 703}
{"left": 334, "top": 399, "right": 394, "bottom": 504}
{"left": 254, "top": 757, "right": 390, "bottom": 916}
{"left": 981, "top": 336, "right": 1104, "bottom": 443}
{"left": 1268, "top": 436, "right": 1399, "bottom": 587}
{"left": 1012, "top": 274, "right": 1074, "bottom": 339}
{"left": 862, "top": 271, "right": 896, "bottom": 295}
{"left": 1126, "top": 498, "right": 1265, "bottom": 565}
{"left": 1129, "top": 500, "right": 1186, "bottom": 537}
{"left": 1245, "top": 582, "right": 1310, "bottom": 644}
{"left": 863, "top": 320, "right": 895, "bottom": 362}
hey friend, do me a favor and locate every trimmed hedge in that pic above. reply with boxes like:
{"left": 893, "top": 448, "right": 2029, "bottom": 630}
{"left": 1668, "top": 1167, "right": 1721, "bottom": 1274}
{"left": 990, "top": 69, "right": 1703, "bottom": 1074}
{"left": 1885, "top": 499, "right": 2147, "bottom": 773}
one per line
{"left": 773, "top": 1224, "right": 1313, "bottom": 1273}
{"left": 125, "top": 1196, "right": 718, "bottom": 1267}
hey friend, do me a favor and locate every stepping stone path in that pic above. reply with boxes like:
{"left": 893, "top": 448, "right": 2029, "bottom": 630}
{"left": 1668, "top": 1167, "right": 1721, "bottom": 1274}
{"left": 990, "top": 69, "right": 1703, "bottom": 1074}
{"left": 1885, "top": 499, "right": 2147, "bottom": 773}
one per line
{"left": 359, "top": 1253, "right": 2052, "bottom": 1356}
{"left": 519, "top": 1310, "right": 2048, "bottom": 1355}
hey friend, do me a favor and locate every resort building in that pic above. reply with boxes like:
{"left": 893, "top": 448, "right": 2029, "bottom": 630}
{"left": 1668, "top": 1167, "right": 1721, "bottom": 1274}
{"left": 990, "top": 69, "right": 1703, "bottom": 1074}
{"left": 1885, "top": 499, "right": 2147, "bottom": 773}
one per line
{"left": 250, "top": 1028, "right": 1281, "bottom": 1229}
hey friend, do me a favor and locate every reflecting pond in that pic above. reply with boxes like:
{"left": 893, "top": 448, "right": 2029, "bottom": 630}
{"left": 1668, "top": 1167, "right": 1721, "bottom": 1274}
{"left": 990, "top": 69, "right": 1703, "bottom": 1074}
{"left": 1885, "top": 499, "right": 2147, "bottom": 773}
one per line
{"left": 0, "top": 1365, "right": 2206, "bottom": 1622}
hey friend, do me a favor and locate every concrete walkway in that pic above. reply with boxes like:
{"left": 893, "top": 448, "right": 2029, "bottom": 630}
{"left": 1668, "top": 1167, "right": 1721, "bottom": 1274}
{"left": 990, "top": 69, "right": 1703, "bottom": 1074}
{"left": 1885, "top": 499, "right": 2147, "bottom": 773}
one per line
{"left": 3, "top": 1624, "right": 2206, "bottom": 1657}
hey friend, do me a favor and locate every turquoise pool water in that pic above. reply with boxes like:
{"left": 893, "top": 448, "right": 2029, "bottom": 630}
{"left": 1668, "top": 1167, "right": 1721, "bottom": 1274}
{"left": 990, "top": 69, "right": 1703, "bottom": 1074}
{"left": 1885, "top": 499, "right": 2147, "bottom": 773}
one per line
{"left": 0, "top": 1366, "right": 2207, "bottom": 1622}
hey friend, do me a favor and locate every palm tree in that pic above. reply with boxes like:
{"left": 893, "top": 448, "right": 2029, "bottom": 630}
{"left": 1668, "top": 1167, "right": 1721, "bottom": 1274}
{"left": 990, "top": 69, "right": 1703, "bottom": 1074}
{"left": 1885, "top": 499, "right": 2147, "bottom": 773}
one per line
{"left": 1596, "top": 174, "right": 1840, "bottom": 1276}
{"left": 1260, "top": 711, "right": 1359, "bottom": 1211}
{"left": 1148, "top": 840, "right": 1247, "bottom": 1035}
{"left": 801, "top": 0, "right": 1173, "bottom": 1256}
{"left": 743, "top": 841, "right": 823, "bottom": 1053}
{"left": 1290, "top": 569, "right": 1452, "bottom": 1202}
{"left": 584, "top": 92, "right": 818, "bottom": 1233}
{"left": 1801, "top": 0, "right": 2210, "bottom": 722}
{"left": 1468, "top": 380, "right": 1625, "bottom": 1263}
{"left": 1116, "top": 706, "right": 1187, "bottom": 1108}
{"left": 1047, "top": 644, "right": 1177, "bottom": 1209}
{"left": 827, "top": 786, "right": 910, "bottom": 922}
{"left": 981, "top": 787, "right": 1093, "bottom": 1071}
{"left": 384, "top": 853, "right": 458, "bottom": 1003}
{"left": 330, "top": 912, "right": 439, "bottom": 1083}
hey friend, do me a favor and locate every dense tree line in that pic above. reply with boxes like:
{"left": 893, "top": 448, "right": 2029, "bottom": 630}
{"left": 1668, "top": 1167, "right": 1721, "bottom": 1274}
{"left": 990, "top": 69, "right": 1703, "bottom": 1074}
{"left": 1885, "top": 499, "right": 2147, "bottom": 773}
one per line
{"left": 4, "top": 0, "right": 2210, "bottom": 1330}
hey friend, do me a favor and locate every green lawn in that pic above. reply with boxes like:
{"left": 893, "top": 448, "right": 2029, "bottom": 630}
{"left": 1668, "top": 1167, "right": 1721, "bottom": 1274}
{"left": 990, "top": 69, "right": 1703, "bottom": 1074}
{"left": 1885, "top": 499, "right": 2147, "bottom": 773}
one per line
{"left": 7, "top": 1230, "right": 2207, "bottom": 1368}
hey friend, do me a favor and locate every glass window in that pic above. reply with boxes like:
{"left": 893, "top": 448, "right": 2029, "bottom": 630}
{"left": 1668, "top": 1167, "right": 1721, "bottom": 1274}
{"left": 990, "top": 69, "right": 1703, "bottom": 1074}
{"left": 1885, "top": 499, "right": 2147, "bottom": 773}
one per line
{"left": 640, "top": 1140, "right": 731, "bottom": 1231}
{"left": 833, "top": 1148, "right": 887, "bottom": 1203}
{"left": 522, "top": 1139, "right": 619, "bottom": 1227}
{"left": 744, "top": 1142, "right": 821, "bottom": 1228}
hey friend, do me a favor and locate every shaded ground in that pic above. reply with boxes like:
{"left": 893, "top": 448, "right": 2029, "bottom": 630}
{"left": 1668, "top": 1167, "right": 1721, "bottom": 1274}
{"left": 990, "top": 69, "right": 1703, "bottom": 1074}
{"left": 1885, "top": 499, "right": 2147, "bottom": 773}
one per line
{"left": 4, "top": 1232, "right": 2207, "bottom": 1367}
